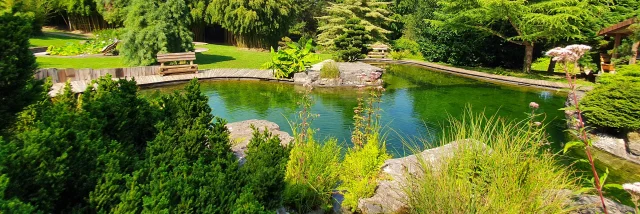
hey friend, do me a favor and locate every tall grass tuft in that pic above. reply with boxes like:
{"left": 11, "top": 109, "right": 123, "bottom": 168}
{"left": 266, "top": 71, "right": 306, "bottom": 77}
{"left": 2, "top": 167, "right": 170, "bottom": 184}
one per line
{"left": 339, "top": 87, "right": 391, "bottom": 212}
{"left": 320, "top": 61, "right": 340, "bottom": 79}
{"left": 283, "top": 88, "right": 342, "bottom": 213}
{"left": 403, "top": 110, "right": 577, "bottom": 213}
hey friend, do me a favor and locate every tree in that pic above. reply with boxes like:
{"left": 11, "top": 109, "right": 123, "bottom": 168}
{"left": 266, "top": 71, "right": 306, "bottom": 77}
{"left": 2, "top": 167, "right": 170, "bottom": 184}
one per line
{"left": 94, "top": 0, "right": 130, "bottom": 24}
{"left": 0, "top": 11, "right": 39, "bottom": 132}
{"left": 206, "top": 0, "right": 299, "bottom": 48}
{"left": 316, "top": 0, "right": 393, "bottom": 48}
{"left": 241, "top": 128, "right": 290, "bottom": 210}
{"left": 334, "top": 18, "right": 372, "bottom": 62}
{"left": 107, "top": 79, "right": 241, "bottom": 213}
{"left": 432, "top": 0, "right": 606, "bottom": 73}
{"left": 121, "top": 0, "right": 194, "bottom": 66}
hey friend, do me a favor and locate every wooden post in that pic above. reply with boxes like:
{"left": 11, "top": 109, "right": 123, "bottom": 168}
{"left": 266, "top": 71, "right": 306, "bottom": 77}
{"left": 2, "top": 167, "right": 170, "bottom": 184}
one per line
{"left": 630, "top": 41, "right": 639, "bottom": 65}
{"left": 612, "top": 34, "right": 622, "bottom": 59}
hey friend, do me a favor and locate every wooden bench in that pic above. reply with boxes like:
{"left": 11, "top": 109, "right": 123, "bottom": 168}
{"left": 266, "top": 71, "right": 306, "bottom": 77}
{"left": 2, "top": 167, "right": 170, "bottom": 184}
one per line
{"left": 600, "top": 53, "right": 615, "bottom": 73}
{"left": 157, "top": 52, "right": 198, "bottom": 75}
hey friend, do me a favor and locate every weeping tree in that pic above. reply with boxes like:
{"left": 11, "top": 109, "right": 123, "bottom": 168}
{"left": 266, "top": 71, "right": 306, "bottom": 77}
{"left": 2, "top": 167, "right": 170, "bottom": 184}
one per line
{"left": 316, "top": 0, "right": 393, "bottom": 48}
{"left": 206, "top": 0, "right": 299, "bottom": 48}
{"left": 432, "top": 0, "right": 606, "bottom": 73}
{"left": 121, "top": 0, "right": 194, "bottom": 66}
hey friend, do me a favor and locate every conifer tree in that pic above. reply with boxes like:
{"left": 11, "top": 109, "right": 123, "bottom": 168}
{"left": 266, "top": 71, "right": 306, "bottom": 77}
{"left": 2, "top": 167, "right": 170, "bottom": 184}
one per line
{"left": 334, "top": 18, "right": 372, "bottom": 62}
{"left": 316, "top": 0, "right": 392, "bottom": 48}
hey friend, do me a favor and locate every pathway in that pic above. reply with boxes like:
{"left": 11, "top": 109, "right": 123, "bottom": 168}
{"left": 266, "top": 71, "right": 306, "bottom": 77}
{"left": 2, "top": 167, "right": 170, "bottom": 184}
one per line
{"left": 361, "top": 58, "right": 593, "bottom": 91}
{"left": 49, "top": 68, "right": 283, "bottom": 96}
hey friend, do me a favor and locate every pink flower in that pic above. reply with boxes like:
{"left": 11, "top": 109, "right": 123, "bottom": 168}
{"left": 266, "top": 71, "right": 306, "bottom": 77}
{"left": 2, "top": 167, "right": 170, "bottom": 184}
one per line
{"left": 623, "top": 182, "right": 640, "bottom": 195}
{"left": 565, "top": 44, "right": 592, "bottom": 58}
{"left": 529, "top": 102, "right": 539, "bottom": 109}
{"left": 534, "top": 122, "right": 542, "bottom": 127}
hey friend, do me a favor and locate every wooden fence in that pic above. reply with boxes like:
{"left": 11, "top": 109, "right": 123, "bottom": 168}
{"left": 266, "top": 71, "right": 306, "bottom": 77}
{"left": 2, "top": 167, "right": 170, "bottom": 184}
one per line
{"left": 35, "top": 66, "right": 160, "bottom": 84}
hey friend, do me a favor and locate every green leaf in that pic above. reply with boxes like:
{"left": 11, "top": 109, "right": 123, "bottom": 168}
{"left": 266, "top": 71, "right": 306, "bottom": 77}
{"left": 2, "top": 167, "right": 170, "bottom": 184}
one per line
{"left": 563, "top": 141, "right": 584, "bottom": 154}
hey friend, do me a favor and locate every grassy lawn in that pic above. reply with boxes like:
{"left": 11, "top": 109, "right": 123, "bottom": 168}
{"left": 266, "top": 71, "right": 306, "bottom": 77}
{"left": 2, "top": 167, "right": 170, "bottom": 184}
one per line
{"left": 30, "top": 32, "right": 89, "bottom": 47}
{"left": 36, "top": 43, "right": 332, "bottom": 69}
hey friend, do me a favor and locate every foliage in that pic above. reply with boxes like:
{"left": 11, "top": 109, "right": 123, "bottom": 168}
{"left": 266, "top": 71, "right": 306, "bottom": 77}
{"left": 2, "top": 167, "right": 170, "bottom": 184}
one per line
{"left": 0, "top": 174, "right": 37, "bottom": 213}
{"left": 121, "top": 0, "right": 194, "bottom": 66}
{"left": 206, "top": 0, "right": 298, "bottom": 48}
{"left": 262, "top": 38, "right": 316, "bottom": 79}
{"left": 392, "top": 37, "right": 420, "bottom": 54}
{"left": 0, "top": 11, "right": 39, "bottom": 132}
{"left": 581, "top": 77, "right": 640, "bottom": 132}
{"left": 94, "top": 0, "right": 131, "bottom": 24}
{"left": 316, "top": 0, "right": 392, "bottom": 48}
{"left": 320, "top": 61, "right": 340, "bottom": 79}
{"left": 284, "top": 137, "right": 341, "bottom": 213}
{"left": 100, "top": 79, "right": 241, "bottom": 213}
{"left": 283, "top": 89, "right": 342, "bottom": 213}
{"left": 46, "top": 40, "right": 104, "bottom": 56}
{"left": 241, "top": 127, "right": 291, "bottom": 210}
{"left": 333, "top": 18, "right": 372, "bottom": 62}
{"left": 340, "top": 88, "right": 390, "bottom": 212}
{"left": 0, "top": 0, "right": 54, "bottom": 35}
{"left": 431, "top": 0, "right": 606, "bottom": 72}
{"left": 403, "top": 110, "right": 576, "bottom": 213}
{"left": 390, "top": 50, "right": 410, "bottom": 60}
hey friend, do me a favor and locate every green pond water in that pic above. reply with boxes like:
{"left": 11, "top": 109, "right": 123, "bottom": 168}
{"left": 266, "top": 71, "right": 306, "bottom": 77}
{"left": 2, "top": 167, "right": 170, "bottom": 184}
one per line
{"left": 141, "top": 64, "right": 640, "bottom": 184}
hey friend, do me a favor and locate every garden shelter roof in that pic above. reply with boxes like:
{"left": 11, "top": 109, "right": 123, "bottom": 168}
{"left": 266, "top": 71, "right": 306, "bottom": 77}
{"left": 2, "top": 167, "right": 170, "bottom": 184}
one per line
{"left": 598, "top": 17, "right": 637, "bottom": 36}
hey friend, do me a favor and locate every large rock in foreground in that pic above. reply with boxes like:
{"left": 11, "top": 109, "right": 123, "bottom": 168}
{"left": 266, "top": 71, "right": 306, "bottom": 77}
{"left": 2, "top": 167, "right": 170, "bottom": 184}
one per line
{"left": 225, "top": 119, "right": 293, "bottom": 164}
{"left": 357, "top": 142, "right": 469, "bottom": 213}
{"left": 357, "top": 141, "right": 634, "bottom": 214}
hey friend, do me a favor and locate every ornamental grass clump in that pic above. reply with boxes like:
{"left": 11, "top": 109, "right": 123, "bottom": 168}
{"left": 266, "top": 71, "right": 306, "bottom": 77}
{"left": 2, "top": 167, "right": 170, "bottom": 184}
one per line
{"left": 320, "top": 61, "right": 340, "bottom": 79}
{"left": 403, "top": 109, "right": 577, "bottom": 213}
{"left": 339, "top": 87, "right": 391, "bottom": 212}
{"left": 283, "top": 88, "right": 342, "bottom": 213}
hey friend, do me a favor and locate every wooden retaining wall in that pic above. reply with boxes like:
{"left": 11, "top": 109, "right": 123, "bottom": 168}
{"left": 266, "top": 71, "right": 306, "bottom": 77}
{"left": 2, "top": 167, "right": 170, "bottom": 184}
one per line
{"left": 35, "top": 66, "right": 160, "bottom": 84}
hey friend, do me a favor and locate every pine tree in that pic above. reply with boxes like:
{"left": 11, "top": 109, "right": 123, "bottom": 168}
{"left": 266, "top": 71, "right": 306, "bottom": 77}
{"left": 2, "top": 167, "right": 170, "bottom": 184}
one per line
{"left": 316, "top": 0, "right": 392, "bottom": 48}
{"left": 334, "top": 18, "right": 372, "bottom": 62}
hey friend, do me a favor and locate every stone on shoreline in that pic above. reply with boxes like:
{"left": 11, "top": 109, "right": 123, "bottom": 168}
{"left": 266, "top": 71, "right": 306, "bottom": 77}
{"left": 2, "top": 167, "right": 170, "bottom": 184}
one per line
{"left": 294, "top": 60, "right": 384, "bottom": 87}
{"left": 225, "top": 119, "right": 293, "bottom": 165}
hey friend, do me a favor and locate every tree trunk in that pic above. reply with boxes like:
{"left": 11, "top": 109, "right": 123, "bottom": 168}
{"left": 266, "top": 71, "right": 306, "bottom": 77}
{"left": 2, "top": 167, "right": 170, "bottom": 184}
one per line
{"left": 631, "top": 41, "right": 639, "bottom": 65}
{"left": 523, "top": 42, "right": 534, "bottom": 73}
{"left": 547, "top": 59, "right": 556, "bottom": 73}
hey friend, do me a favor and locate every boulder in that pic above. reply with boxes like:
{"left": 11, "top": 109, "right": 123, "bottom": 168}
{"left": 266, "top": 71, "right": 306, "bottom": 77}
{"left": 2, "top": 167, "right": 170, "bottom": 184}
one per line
{"left": 297, "top": 60, "right": 384, "bottom": 87}
{"left": 225, "top": 119, "right": 293, "bottom": 165}
{"left": 357, "top": 141, "right": 485, "bottom": 213}
{"left": 592, "top": 133, "right": 640, "bottom": 165}
{"left": 569, "top": 193, "right": 636, "bottom": 214}
{"left": 627, "top": 131, "right": 640, "bottom": 156}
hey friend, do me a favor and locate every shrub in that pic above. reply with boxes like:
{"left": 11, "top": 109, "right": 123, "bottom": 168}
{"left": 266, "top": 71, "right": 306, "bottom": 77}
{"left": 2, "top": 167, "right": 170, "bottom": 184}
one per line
{"left": 392, "top": 37, "right": 420, "bottom": 54}
{"left": 241, "top": 127, "right": 291, "bottom": 210}
{"left": 284, "top": 137, "right": 341, "bottom": 213}
{"left": 581, "top": 77, "right": 640, "bottom": 132}
{"left": 334, "top": 18, "right": 372, "bottom": 62}
{"left": 390, "top": 50, "right": 410, "bottom": 60}
{"left": 320, "top": 61, "right": 340, "bottom": 79}
{"left": 339, "top": 132, "right": 390, "bottom": 212}
{"left": 0, "top": 11, "right": 39, "bottom": 131}
{"left": 262, "top": 38, "right": 316, "bottom": 79}
{"left": 339, "top": 88, "right": 390, "bottom": 212}
{"left": 403, "top": 111, "right": 576, "bottom": 213}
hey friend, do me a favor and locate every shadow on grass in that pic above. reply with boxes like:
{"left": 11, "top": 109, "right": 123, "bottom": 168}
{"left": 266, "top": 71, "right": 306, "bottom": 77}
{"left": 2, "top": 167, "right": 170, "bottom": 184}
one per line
{"left": 195, "top": 52, "right": 235, "bottom": 65}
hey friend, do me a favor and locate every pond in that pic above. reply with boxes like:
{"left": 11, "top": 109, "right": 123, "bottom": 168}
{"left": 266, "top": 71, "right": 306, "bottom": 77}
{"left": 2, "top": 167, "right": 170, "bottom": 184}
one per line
{"left": 141, "top": 64, "right": 640, "bottom": 183}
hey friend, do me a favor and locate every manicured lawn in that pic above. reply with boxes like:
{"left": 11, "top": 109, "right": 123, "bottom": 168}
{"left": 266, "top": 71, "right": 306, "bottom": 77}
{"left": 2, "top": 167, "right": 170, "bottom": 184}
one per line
{"left": 30, "top": 32, "right": 89, "bottom": 47}
{"left": 36, "top": 43, "right": 333, "bottom": 69}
